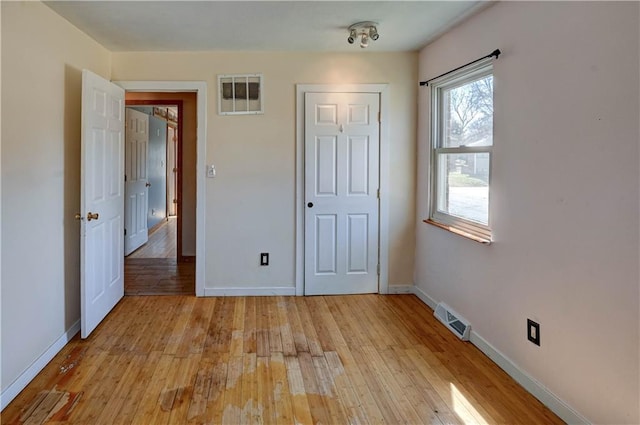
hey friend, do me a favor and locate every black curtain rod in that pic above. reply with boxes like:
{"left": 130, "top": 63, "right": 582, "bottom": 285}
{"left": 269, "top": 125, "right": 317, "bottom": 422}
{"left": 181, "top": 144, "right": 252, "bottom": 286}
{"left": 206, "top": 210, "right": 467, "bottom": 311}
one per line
{"left": 419, "top": 49, "right": 501, "bottom": 87}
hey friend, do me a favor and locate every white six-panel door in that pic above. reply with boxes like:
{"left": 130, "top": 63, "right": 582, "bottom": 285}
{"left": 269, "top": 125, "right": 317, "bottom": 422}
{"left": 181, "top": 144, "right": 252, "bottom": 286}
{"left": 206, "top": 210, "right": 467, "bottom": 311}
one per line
{"left": 81, "top": 70, "right": 125, "bottom": 338}
{"left": 304, "top": 92, "right": 380, "bottom": 295}
{"left": 124, "top": 108, "right": 149, "bottom": 255}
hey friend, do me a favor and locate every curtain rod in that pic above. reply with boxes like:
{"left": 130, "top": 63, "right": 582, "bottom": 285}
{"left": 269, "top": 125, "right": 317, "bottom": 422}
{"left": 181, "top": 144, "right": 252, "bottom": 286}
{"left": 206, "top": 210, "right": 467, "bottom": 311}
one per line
{"left": 419, "top": 49, "right": 501, "bottom": 87}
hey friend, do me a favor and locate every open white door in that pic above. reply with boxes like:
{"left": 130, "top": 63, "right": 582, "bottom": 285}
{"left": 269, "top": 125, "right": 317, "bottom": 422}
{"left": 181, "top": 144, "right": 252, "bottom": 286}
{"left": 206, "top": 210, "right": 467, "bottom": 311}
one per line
{"left": 80, "top": 70, "right": 125, "bottom": 338}
{"left": 304, "top": 92, "right": 380, "bottom": 295}
{"left": 124, "top": 108, "right": 149, "bottom": 255}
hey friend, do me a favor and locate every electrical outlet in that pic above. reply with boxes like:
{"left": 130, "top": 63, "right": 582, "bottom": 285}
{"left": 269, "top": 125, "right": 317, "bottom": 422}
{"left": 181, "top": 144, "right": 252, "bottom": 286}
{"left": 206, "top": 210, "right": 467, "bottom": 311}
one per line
{"left": 527, "top": 319, "right": 540, "bottom": 346}
{"left": 260, "top": 253, "right": 269, "bottom": 266}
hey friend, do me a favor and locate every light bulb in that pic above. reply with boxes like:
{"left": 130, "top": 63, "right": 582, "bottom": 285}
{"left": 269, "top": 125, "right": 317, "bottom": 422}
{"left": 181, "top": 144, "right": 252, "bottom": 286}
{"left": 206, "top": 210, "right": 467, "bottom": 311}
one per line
{"left": 370, "top": 26, "right": 379, "bottom": 41}
{"left": 347, "top": 29, "right": 356, "bottom": 44}
{"left": 360, "top": 33, "right": 369, "bottom": 48}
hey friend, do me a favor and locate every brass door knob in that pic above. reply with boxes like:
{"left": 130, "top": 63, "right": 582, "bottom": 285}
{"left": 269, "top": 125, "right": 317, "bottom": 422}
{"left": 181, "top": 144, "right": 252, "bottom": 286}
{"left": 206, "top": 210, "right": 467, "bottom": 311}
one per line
{"left": 74, "top": 213, "right": 83, "bottom": 220}
{"left": 87, "top": 212, "right": 99, "bottom": 221}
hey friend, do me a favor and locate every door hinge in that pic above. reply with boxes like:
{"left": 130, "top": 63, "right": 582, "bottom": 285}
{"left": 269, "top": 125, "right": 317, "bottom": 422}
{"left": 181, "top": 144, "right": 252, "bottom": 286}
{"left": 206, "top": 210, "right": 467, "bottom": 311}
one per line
{"left": 378, "top": 111, "right": 381, "bottom": 123}
{"left": 377, "top": 188, "right": 380, "bottom": 199}
{"left": 376, "top": 263, "right": 381, "bottom": 275}
{"left": 124, "top": 174, "right": 127, "bottom": 182}
{"left": 124, "top": 228, "right": 127, "bottom": 236}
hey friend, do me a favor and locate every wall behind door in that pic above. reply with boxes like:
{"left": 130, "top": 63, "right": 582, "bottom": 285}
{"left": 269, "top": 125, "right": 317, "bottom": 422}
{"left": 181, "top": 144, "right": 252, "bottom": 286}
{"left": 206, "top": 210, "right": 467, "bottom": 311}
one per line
{"left": 112, "top": 51, "right": 417, "bottom": 290}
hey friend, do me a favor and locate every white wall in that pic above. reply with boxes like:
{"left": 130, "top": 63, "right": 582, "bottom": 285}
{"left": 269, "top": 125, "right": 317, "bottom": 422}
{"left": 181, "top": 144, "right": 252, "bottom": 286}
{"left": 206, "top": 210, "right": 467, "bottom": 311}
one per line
{"left": 112, "top": 51, "right": 417, "bottom": 291}
{"left": 415, "top": 2, "right": 639, "bottom": 424}
{"left": 1, "top": 1, "right": 111, "bottom": 400}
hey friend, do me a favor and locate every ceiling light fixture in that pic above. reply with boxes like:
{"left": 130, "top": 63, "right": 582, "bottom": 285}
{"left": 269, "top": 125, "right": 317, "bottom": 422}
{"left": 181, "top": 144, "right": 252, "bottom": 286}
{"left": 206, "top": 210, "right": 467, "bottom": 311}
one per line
{"left": 347, "top": 21, "right": 379, "bottom": 49}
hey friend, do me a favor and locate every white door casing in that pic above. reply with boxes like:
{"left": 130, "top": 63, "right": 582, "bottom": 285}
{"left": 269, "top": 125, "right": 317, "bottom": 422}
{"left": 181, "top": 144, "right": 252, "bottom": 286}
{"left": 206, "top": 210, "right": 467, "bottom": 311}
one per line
{"left": 81, "top": 70, "right": 125, "bottom": 338}
{"left": 124, "top": 108, "right": 149, "bottom": 255}
{"left": 304, "top": 92, "right": 380, "bottom": 295}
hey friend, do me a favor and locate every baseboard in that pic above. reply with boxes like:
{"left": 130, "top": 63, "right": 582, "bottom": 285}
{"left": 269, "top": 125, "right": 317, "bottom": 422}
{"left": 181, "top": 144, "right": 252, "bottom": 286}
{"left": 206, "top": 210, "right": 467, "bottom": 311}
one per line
{"left": 387, "top": 285, "right": 414, "bottom": 294}
{"left": 1, "top": 320, "right": 81, "bottom": 410}
{"left": 147, "top": 219, "right": 166, "bottom": 236}
{"left": 410, "top": 285, "right": 590, "bottom": 425}
{"left": 469, "top": 332, "right": 590, "bottom": 424}
{"left": 411, "top": 285, "right": 438, "bottom": 310}
{"left": 204, "top": 287, "right": 296, "bottom": 296}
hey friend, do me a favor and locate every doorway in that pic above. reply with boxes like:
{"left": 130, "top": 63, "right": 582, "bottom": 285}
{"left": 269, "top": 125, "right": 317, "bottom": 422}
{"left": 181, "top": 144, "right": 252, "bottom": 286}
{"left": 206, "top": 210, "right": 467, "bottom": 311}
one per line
{"left": 125, "top": 104, "right": 180, "bottom": 260}
{"left": 123, "top": 92, "right": 196, "bottom": 295}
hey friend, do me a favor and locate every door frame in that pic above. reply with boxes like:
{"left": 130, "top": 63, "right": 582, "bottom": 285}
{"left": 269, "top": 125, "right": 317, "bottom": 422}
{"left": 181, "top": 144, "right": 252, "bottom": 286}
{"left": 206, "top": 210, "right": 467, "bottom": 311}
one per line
{"left": 295, "top": 84, "right": 390, "bottom": 296}
{"left": 116, "top": 81, "right": 207, "bottom": 297}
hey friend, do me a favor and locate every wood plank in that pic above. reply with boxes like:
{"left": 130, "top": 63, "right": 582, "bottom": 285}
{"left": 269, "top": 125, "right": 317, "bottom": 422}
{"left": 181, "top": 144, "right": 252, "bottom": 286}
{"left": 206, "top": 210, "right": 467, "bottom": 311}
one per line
{"left": 283, "top": 296, "right": 309, "bottom": 353}
{"left": 240, "top": 353, "right": 258, "bottom": 425}
{"left": 203, "top": 353, "right": 230, "bottom": 425}
{"left": 129, "top": 353, "right": 174, "bottom": 424}
{"left": 256, "top": 297, "right": 270, "bottom": 358}
{"left": 296, "top": 352, "right": 331, "bottom": 425}
{"left": 293, "top": 297, "right": 324, "bottom": 356}
{"left": 243, "top": 296, "right": 257, "bottom": 354}
{"left": 269, "top": 353, "right": 295, "bottom": 425}
{"left": 185, "top": 359, "right": 213, "bottom": 423}
{"left": 333, "top": 346, "right": 387, "bottom": 425}
{"left": 266, "top": 298, "right": 283, "bottom": 354}
{"left": 167, "top": 354, "right": 201, "bottom": 424}
{"left": 256, "top": 355, "right": 275, "bottom": 425}
{"left": 230, "top": 297, "right": 246, "bottom": 357}
{"left": 222, "top": 355, "right": 244, "bottom": 424}
{"left": 312, "top": 354, "right": 349, "bottom": 424}
{"left": 163, "top": 296, "right": 196, "bottom": 355}
{"left": 283, "top": 355, "right": 314, "bottom": 425}
{"left": 276, "top": 297, "right": 297, "bottom": 356}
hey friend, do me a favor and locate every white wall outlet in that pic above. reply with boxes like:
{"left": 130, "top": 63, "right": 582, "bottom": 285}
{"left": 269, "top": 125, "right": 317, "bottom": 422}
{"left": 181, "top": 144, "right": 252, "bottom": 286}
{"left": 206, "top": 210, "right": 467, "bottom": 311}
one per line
{"left": 207, "top": 165, "right": 216, "bottom": 178}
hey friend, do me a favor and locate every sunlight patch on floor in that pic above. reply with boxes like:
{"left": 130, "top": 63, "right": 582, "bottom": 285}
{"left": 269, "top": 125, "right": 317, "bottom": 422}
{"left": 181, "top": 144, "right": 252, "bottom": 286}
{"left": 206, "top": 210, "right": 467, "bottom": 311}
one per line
{"left": 451, "top": 382, "right": 489, "bottom": 425}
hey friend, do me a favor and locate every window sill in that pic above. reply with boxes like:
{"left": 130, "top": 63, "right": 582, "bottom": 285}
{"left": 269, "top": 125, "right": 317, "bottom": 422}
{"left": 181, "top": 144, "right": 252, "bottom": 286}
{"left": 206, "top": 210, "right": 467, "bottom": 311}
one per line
{"left": 424, "top": 219, "right": 492, "bottom": 245}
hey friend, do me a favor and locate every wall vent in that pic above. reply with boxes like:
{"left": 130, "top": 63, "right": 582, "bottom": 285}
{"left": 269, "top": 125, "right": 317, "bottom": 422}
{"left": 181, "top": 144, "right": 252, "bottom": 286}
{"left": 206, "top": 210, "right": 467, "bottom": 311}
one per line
{"left": 434, "top": 302, "right": 471, "bottom": 341}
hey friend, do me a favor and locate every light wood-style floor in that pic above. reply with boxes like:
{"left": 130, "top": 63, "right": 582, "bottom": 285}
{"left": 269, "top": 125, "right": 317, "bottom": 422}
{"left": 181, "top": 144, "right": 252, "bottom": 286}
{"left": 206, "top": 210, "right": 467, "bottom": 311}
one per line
{"left": 2, "top": 295, "right": 563, "bottom": 425}
{"left": 125, "top": 258, "right": 195, "bottom": 296}
{"left": 128, "top": 217, "right": 177, "bottom": 259}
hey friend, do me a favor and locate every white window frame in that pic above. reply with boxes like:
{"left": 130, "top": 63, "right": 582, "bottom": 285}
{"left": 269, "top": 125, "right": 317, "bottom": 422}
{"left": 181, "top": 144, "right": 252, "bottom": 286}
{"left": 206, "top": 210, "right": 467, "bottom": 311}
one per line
{"left": 429, "top": 58, "right": 494, "bottom": 242}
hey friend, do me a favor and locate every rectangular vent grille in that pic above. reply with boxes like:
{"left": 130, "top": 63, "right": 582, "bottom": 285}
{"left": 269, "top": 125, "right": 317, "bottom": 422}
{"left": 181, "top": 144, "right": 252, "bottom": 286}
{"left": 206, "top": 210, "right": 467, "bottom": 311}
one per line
{"left": 434, "top": 302, "right": 471, "bottom": 341}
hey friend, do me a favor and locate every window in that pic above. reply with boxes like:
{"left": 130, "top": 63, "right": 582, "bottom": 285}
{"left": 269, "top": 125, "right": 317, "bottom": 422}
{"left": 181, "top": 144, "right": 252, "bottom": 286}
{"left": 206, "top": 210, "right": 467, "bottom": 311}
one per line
{"left": 429, "top": 59, "right": 493, "bottom": 242}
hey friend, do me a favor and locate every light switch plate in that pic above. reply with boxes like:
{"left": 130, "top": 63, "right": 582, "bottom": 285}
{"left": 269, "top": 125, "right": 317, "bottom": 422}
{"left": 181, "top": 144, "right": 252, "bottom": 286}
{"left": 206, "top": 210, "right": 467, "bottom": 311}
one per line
{"left": 207, "top": 165, "right": 216, "bottom": 178}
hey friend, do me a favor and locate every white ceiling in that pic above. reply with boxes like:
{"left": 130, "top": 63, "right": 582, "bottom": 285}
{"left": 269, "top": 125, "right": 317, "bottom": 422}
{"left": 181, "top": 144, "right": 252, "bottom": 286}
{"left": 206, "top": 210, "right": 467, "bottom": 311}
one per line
{"left": 44, "top": 1, "right": 487, "bottom": 52}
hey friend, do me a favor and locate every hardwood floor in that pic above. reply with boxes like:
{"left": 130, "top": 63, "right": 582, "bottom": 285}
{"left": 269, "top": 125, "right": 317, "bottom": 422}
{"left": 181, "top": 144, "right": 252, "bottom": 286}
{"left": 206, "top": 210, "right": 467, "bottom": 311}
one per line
{"left": 128, "top": 217, "right": 176, "bottom": 259}
{"left": 1, "top": 295, "right": 564, "bottom": 425}
{"left": 125, "top": 258, "right": 195, "bottom": 295}
{"left": 124, "top": 217, "right": 194, "bottom": 296}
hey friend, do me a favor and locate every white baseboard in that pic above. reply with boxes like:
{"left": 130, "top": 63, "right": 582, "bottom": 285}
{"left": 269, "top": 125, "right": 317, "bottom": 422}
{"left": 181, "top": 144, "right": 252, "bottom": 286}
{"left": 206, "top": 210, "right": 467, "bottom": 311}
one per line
{"left": 387, "top": 285, "right": 414, "bottom": 294}
{"left": 409, "top": 285, "right": 590, "bottom": 425}
{"left": 1, "top": 320, "right": 81, "bottom": 410}
{"left": 411, "top": 285, "right": 437, "bottom": 310}
{"left": 204, "top": 287, "right": 296, "bottom": 296}
{"left": 469, "top": 332, "right": 590, "bottom": 424}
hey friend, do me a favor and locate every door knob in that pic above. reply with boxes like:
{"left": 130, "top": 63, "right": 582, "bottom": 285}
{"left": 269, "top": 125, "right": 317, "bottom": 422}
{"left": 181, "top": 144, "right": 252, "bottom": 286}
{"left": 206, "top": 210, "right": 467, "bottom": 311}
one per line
{"left": 74, "top": 213, "right": 83, "bottom": 221}
{"left": 87, "top": 212, "right": 99, "bottom": 221}
{"left": 146, "top": 182, "right": 151, "bottom": 187}
{"left": 307, "top": 202, "right": 314, "bottom": 208}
